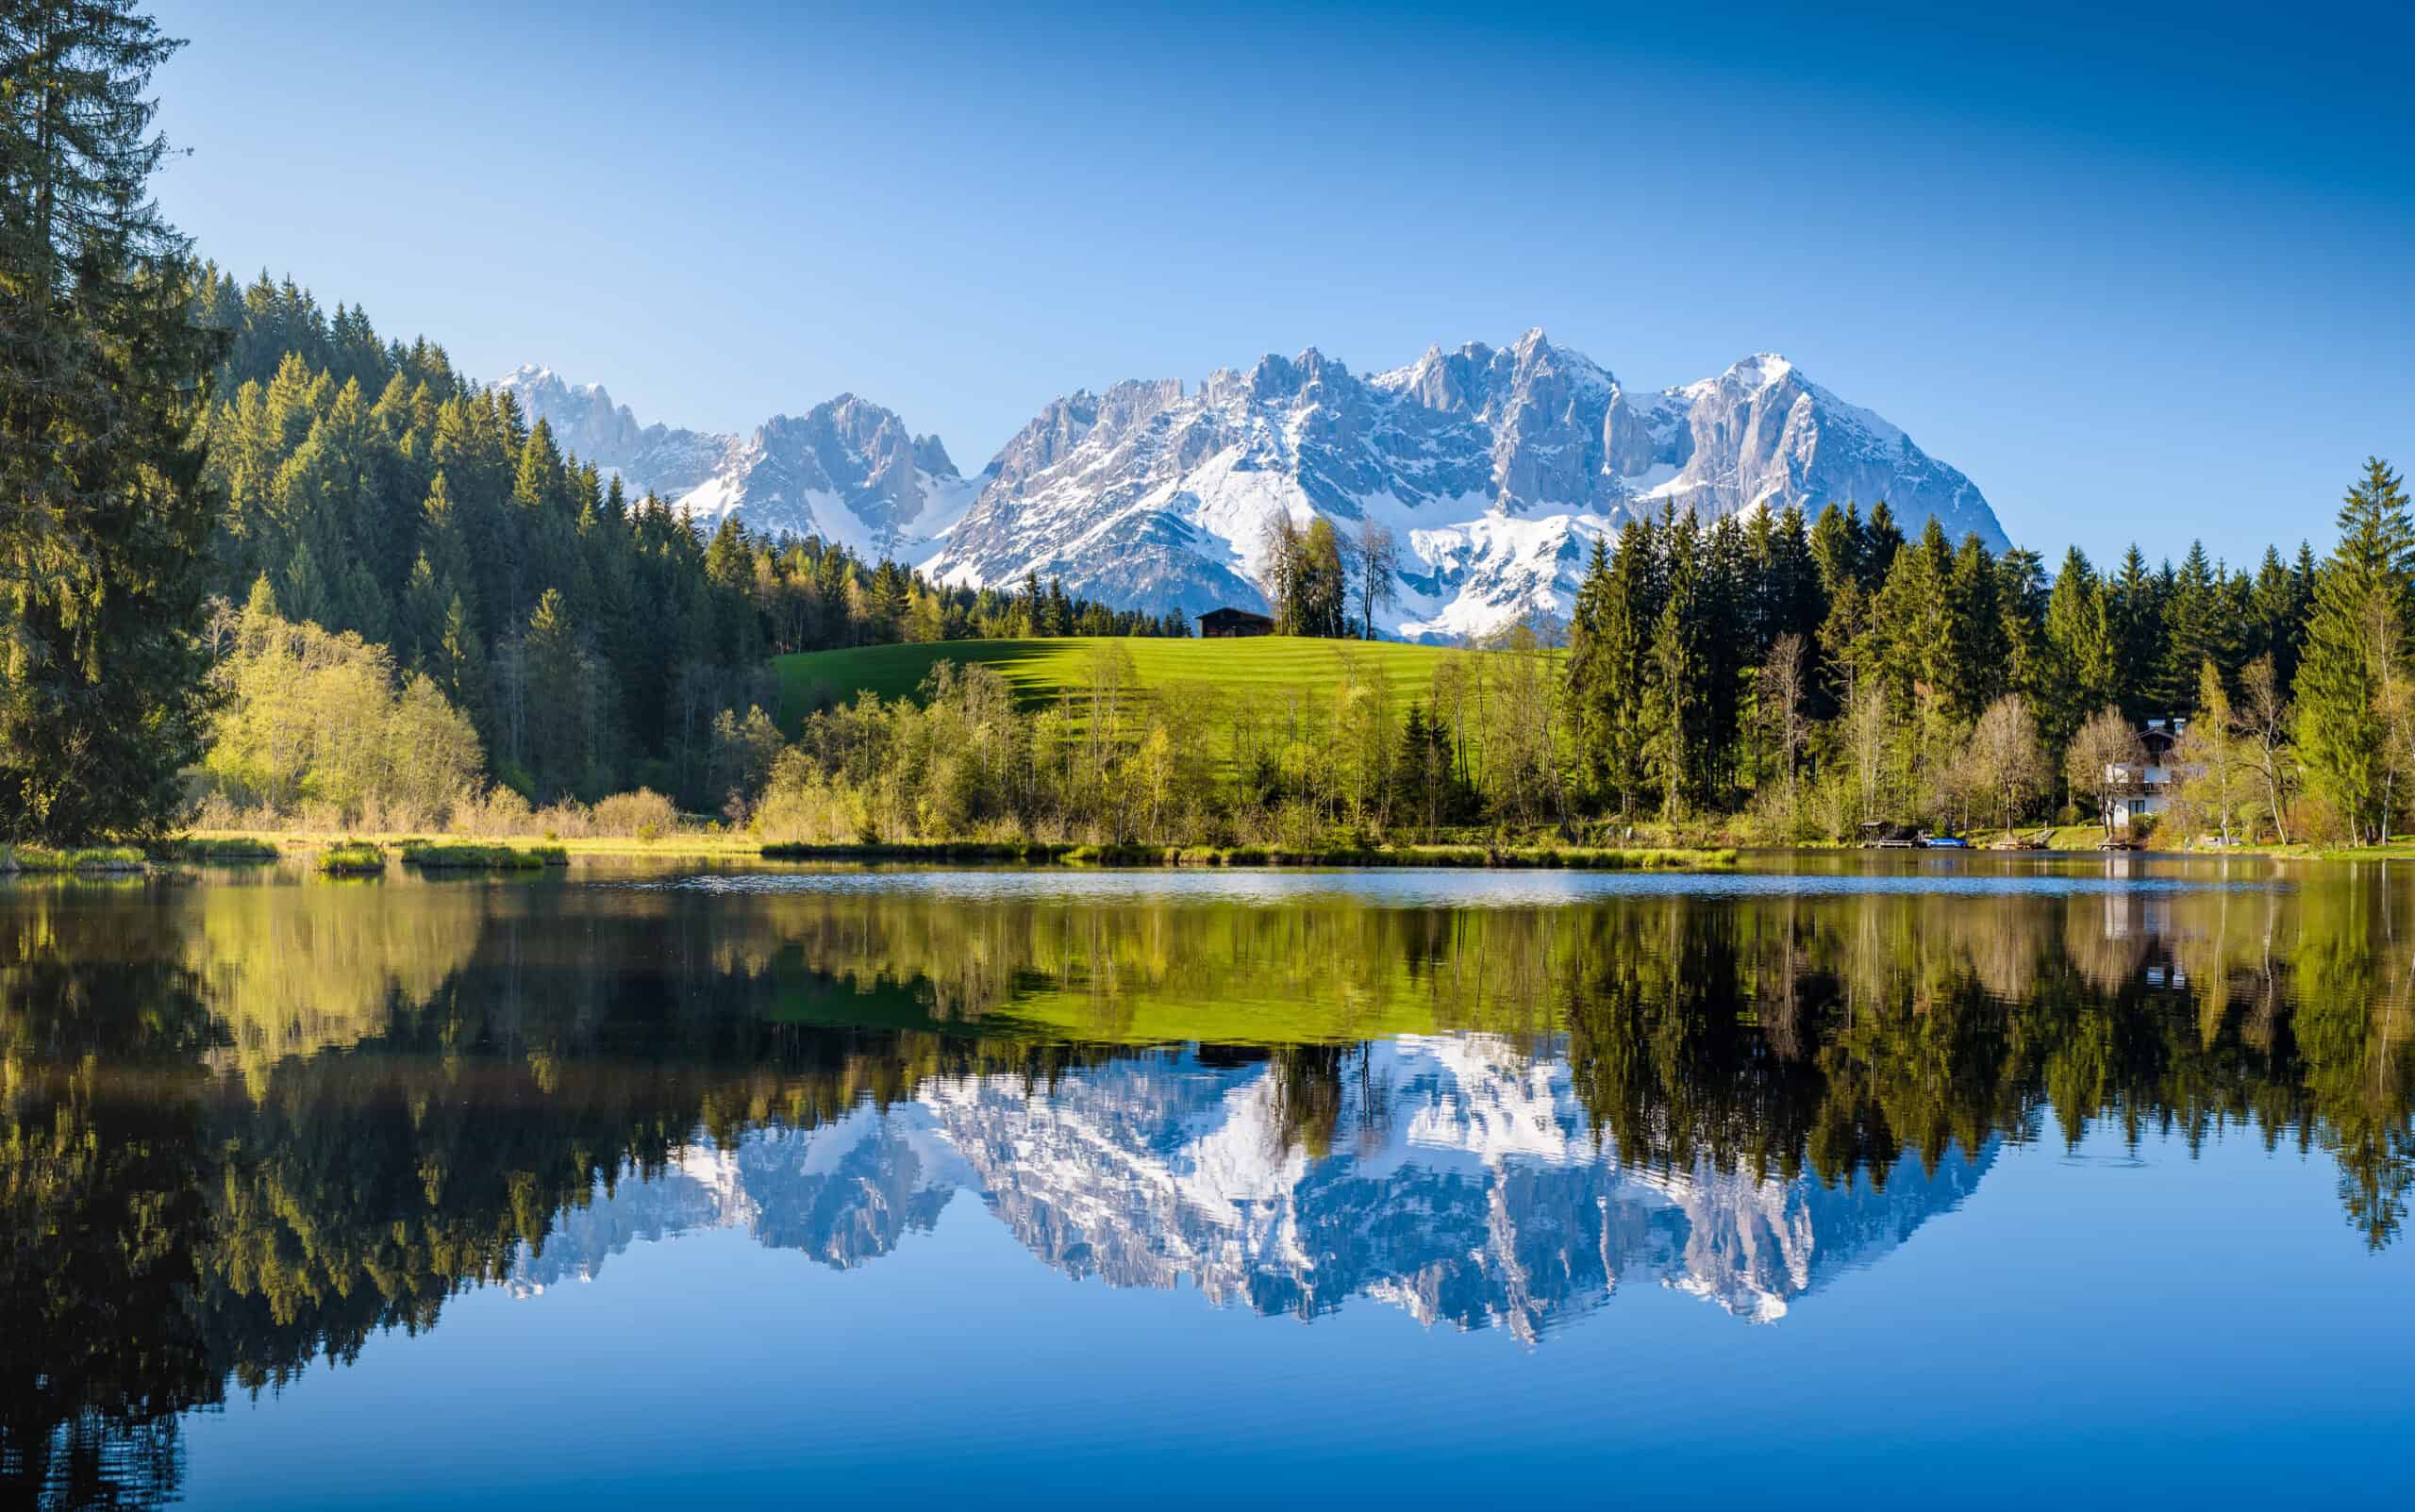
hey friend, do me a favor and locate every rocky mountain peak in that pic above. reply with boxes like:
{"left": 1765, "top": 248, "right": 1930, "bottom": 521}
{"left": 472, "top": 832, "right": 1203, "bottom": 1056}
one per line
{"left": 502, "top": 333, "right": 2004, "bottom": 640}
{"left": 929, "top": 333, "right": 2006, "bottom": 639}
{"left": 495, "top": 368, "right": 976, "bottom": 560}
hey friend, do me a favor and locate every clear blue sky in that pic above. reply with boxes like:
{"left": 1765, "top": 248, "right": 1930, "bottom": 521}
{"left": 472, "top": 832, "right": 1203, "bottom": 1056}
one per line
{"left": 145, "top": 0, "right": 2413, "bottom": 567}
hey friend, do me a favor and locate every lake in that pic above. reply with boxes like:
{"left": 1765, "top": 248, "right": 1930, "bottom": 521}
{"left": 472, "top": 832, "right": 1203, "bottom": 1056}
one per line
{"left": 5, "top": 854, "right": 2410, "bottom": 1507}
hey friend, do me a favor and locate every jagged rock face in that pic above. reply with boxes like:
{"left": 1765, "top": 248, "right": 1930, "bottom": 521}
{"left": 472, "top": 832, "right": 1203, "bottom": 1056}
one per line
{"left": 495, "top": 366, "right": 976, "bottom": 560}
{"left": 927, "top": 331, "right": 2006, "bottom": 640}
{"left": 501, "top": 334, "right": 2003, "bottom": 637}
{"left": 510, "top": 1038, "right": 1994, "bottom": 1338}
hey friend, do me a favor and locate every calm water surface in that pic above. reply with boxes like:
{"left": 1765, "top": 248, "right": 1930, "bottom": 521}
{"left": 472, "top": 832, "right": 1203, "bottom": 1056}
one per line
{"left": 5, "top": 854, "right": 2411, "bottom": 1506}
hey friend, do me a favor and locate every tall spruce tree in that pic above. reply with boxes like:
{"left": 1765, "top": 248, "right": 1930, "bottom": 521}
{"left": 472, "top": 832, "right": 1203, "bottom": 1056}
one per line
{"left": 2040, "top": 548, "right": 2113, "bottom": 756}
{"left": 1646, "top": 511, "right": 1709, "bottom": 820}
{"left": 1565, "top": 535, "right": 1615, "bottom": 801}
{"left": 2108, "top": 545, "right": 2161, "bottom": 717}
{"left": 0, "top": 1, "right": 222, "bottom": 839}
{"left": 2158, "top": 540, "right": 2233, "bottom": 710}
{"left": 2294, "top": 458, "right": 2413, "bottom": 844}
{"left": 1599, "top": 516, "right": 1662, "bottom": 818}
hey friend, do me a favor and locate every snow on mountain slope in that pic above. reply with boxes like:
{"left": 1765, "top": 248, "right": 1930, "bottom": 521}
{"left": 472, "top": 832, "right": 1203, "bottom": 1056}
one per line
{"left": 927, "top": 331, "right": 2007, "bottom": 639}
{"left": 511, "top": 1039, "right": 1994, "bottom": 1337}
{"left": 496, "top": 365, "right": 977, "bottom": 560}
{"left": 500, "top": 332, "right": 2005, "bottom": 640}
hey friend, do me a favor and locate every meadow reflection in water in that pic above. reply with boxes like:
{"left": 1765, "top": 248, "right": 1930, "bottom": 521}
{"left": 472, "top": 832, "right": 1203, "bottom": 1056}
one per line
{"left": 2, "top": 858, "right": 2410, "bottom": 1507}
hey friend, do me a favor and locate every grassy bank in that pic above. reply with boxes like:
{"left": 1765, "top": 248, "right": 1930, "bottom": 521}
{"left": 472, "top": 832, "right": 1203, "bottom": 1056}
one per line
{"left": 150, "top": 837, "right": 281, "bottom": 862}
{"left": 398, "top": 841, "right": 570, "bottom": 870}
{"left": 760, "top": 839, "right": 1738, "bottom": 870}
{"left": 0, "top": 844, "right": 148, "bottom": 873}
{"left": 180, "top": 828, "right": 764, "bottom": 861}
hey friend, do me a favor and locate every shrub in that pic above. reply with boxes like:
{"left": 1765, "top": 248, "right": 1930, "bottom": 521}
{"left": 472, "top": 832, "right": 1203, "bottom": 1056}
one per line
{"left": 591, "top": 789, "right": 680, "bottom": 838}
{"left": 450, "top": 785, "right": 534, "bottom": 838}
{"left": 2288, "top": 791, "right": 2350, "bottom": 848}
{"left": 316, "top": 840, "right": 386, "bottom": 876}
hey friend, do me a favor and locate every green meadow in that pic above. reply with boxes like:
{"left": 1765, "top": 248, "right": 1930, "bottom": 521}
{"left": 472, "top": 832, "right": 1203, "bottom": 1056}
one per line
{"left": 774, "top": 635, "right": 1513, "bottom": 724}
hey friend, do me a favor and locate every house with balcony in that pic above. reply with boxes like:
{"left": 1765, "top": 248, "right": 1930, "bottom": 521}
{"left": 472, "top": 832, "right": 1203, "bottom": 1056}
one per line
{"left": 2105, "top": 716, "right": 2198, "bottom": 830}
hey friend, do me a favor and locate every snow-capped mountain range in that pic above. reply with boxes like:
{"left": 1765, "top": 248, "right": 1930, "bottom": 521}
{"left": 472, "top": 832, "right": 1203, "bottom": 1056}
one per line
{"left": 512, "top": 1037, "right": 1994, "bottom": 1338}
{"left": 497, "top": 364, "right": 979, "bottom": 561}
{"left": 500, "top": 333, "right": 2004, "bottom": 640}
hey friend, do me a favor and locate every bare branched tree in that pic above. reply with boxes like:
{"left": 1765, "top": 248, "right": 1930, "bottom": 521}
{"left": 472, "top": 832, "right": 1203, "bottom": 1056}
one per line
{"left": 1966, "top": 693, "right": 2045, "bottom": 835}
{"left": 2239, "top": 654, "right": 2294, "bottom": 843}
{"left": 1352, "top": 521, "right": 1400, "bottom": 640}
{"left": 1757, "top": 632, "right": 1811, "bottom": 822}
{"left": 2065, "top": 706, "right": 2144, "bottom": 838}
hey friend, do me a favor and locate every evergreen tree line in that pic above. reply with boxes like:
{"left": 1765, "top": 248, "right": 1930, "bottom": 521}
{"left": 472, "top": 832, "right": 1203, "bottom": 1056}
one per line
{"left": 1561, "top": 463, "right": 2414, "bottom": 843}
{"left": 0, "top": 0, "right": 221, "bottom": 841}
{"left": 186, "top": 268, "right": 1185, "bottom": 810}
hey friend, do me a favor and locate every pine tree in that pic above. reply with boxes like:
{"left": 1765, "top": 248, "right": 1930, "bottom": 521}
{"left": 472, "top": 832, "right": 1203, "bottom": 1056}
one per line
{"left": 2108, "top": 545, "right": 2161, "bottom": 717}
{"left": 1807, "top": 502, "right": 1865, "bottom": 601}
{"left": 431, "top": 591, "right": 491, "bottom": 743}
{"left": 281, "top": 538, "right": 330, "bottom": 627}
{"left": 2158, "top": 540, "right": 2233, "bottom": 710}
{"left": 417, "top": 472, "right": 478, "bottom": 624}
{"left": 2294, "top": 458, "right": 2413, "bottom": 844}
{"left": 1861, "top": 502, "right": 1906, "bottom": 590}
{"left": 521, "top": 588, "right": 592, "bottom": 800}
{"left": 1945, "top": 533, "right": 2006, "bottom": 721}
{"left": 1565, "top": 535, "right": 1615, "bottom": 802}
{"left": 0, "top": 1, "right": 223, "bottom": 839}
{"left": 1646, "top": 512, "right": 1708, "bottom": 820}
{"left": 1995, "top": 547, "right": 2049, "bottom": 708}
{"left": 398, "top": 554, "right": 450, "bottom": 666}
{"left": 1599, "top": 517, "right": 1662, "bottom": 818}
{"left": 2040, "top": 547, "right": 2113, "bottom": 756}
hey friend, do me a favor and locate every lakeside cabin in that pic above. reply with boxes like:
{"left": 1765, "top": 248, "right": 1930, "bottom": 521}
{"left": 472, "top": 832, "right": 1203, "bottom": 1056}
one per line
{"left": 2105, "top": 716, "right": 2195, "bottom": 831}
{"left": 1199, "top": 606, "right": 1274, "bottom": 639}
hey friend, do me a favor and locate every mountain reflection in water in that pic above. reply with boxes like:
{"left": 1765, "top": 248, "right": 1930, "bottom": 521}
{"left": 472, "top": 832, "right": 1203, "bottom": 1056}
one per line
{"left": 3, "top": 858, "right": 2411, "bottom": 1507}
{"left": 519, "top": 1040, "right": 1993, "bottom": 1332}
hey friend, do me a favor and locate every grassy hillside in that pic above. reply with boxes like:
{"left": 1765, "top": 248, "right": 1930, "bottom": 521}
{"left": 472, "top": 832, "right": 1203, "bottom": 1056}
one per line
{"left": 774, "top": 636, "right": 1494, "bottom": 724}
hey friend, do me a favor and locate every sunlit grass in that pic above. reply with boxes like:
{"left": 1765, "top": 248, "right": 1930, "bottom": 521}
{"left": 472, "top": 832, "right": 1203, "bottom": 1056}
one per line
{"left": 774, "top": 636, "right": 1520, "bottom": 728}
{"left": 398, "top": 841, "right": 569, "bottom": 870}
{"left": 0, "top": 844, "right": 147, "bottom": 872}
{"left": 315, "top": 840, "right": 387, "bottom": 876}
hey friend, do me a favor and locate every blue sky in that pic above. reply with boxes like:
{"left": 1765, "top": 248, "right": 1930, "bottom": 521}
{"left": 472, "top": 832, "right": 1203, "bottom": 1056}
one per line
{"left": 145, "top": 0, "right": 2412, "bottom": 566}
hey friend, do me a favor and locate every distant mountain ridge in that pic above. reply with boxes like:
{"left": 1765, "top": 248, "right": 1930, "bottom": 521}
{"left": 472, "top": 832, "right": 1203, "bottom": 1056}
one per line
{"left": 500, "top": 334, "right": 2004, "bottom": 639}
{"left": 496, "top": 365, "right": 977, "bottom": 561}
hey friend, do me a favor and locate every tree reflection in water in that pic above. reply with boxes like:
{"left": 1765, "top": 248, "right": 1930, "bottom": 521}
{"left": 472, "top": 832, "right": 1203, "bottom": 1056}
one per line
{"left": 2, "top": 863, "right": 2409, "bottom": 1506}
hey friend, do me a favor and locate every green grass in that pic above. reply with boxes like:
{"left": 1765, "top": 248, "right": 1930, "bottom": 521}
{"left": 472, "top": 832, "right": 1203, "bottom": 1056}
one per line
{"left": 315, "top": 840, "right": 387, "bottom": 876}
{"left": 0, "top": 844, "right": 147, "bottom": 873}
{"left": 759, "top": 839, "right": 1736, "bottom": 871}
{"left": 399, "top": 841, "right": 570, "bottom": 870}
{"left": 152, "top": 837, "right": 280, "bottom": 862}
{"left": 774, "top": 636, "right": 1508, "bottom": 727}
{"left": 187, "top": 828, "right": 762, "bottom": 860}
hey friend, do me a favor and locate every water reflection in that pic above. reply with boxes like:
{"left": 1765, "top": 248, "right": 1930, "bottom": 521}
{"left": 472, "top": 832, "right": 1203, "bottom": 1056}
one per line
{"left": 3, "top": 859, "right": 2411, "bottom": 1506}
{"left": 522, "top": 1040, "right": 1993, "bottom": 1333}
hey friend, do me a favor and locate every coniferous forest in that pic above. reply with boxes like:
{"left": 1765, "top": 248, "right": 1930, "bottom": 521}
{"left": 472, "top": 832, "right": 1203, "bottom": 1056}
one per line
{"left": 186, "top": 272, "right": 1185, "bottom": 815}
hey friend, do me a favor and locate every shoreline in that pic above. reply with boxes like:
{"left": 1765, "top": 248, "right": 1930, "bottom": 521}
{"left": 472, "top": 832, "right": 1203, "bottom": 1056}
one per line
{"left": 14, "top": 833, "right": 2415, "bottom": 878}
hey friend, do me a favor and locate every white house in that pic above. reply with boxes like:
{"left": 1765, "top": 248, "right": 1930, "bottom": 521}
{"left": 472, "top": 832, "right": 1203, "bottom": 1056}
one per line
{"left": 2105, "top": 717, "right": 2197, "bottom": 830}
